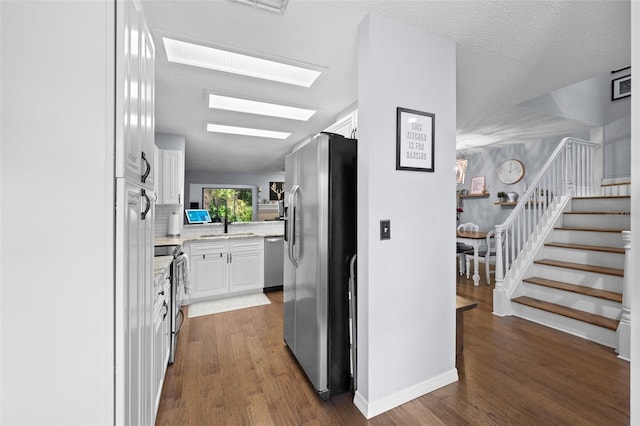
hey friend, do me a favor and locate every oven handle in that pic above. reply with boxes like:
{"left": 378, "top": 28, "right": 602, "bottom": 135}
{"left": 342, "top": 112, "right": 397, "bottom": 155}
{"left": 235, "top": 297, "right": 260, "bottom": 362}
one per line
{"left": 161, "top": 301, "right": 169, "bottom": 321}
{"left": 176, "top": 308, "right": 185, "bottom": 334}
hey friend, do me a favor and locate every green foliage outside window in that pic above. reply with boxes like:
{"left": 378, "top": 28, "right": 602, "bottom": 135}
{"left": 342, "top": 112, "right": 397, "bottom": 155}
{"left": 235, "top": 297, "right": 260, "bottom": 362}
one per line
{"left": 203, "top": 188, "right": 253, "bottom": 222}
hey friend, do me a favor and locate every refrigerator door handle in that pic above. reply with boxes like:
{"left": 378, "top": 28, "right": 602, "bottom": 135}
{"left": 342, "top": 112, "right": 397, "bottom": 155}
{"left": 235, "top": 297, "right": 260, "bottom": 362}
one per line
{"left": 288, "top": 184, "right": 300, "bottom": 267}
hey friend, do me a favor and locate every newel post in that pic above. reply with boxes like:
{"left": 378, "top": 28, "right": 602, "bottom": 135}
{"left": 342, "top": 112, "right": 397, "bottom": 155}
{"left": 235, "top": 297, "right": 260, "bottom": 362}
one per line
{"left": 565, "top": 140, "right": 576, "bottom": 197}
{"left": 493, "top": 227, "right": 509, "bottom": 316}
{"left": 617, "top": 230, "right": 631, "bottom": 361}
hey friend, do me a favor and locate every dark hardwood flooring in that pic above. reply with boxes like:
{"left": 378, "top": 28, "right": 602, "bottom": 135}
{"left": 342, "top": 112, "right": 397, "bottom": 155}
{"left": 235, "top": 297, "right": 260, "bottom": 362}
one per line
{"left": 156, "top": 268, "right": 629, "bottom": 425}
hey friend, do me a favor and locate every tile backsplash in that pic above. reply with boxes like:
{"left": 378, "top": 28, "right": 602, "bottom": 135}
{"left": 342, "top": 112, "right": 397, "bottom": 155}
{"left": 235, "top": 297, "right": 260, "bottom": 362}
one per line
{"left": 155, "top": 204, "right": 181, "bottom": 238}
{"left": 154, "top": 204, "right": 284, "bottom": 238}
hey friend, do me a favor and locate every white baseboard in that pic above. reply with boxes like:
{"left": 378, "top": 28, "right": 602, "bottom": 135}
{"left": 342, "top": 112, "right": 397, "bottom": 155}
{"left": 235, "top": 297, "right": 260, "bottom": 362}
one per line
{"left": 353, "top": 368, "right": 458, "bottom": 419}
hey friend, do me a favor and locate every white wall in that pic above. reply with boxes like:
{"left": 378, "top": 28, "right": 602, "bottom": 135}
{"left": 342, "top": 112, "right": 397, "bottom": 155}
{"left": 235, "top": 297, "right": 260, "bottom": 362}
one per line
{"left": 629, "top": 2, "right": 638, "bottom": 423}
{"left": 1, "top": 1, "right": 114, "bottom": 424}
{"left": 355, "top": 13, "right": 457, "bottom": 418}
{"left": 518, "top": 71, "right": 631, "bottom": 183}
{"left": 603, "top": 71, "right": 631, "bottom": 181}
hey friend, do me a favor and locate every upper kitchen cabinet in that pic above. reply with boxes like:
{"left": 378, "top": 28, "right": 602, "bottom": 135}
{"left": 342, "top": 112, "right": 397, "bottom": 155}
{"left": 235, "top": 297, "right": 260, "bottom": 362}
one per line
{"left": 324, "top": 110, "right": 358, "bottom": 139}
{"left": 155, "top": 149, "right": 184, "bottom": 205}
{"left": 115, "top": 0, "right": 155, "bottom": 190}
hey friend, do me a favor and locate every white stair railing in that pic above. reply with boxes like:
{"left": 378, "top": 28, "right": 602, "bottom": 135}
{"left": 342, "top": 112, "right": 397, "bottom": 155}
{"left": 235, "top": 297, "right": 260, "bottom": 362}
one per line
{"left": 493, "top": 137, "right": 599, "bottom": 315}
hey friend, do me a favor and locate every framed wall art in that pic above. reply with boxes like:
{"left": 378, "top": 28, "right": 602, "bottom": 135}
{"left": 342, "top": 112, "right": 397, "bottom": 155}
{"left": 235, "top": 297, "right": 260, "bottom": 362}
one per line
{"left": 269, "top": 181, "right": 285, "bottom": 200}
{"left": 612, "top": 74, "right": 631, "bottom": 101}
{"left": 396, "top": 107, "right": 435, "bottom": 172}
{"left": 469, "top": 176, "right": 486, "bottom": 195}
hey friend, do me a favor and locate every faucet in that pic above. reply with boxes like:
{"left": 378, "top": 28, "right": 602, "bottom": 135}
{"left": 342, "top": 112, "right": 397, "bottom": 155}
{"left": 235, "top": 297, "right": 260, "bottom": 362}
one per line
{"left": 216, "top": 198, "right": 231, "bottom": 234}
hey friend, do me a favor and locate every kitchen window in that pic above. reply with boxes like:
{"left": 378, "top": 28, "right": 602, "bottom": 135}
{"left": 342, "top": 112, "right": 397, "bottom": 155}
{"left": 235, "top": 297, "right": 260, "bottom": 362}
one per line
{"left": 202, "top": 187, "right": 253, "bottom": 222}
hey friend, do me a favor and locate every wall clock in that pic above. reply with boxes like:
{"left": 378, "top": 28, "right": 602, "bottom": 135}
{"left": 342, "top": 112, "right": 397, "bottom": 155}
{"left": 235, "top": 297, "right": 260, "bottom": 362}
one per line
{"left": 497, "top": 159, "right": 525, "bottom": 184}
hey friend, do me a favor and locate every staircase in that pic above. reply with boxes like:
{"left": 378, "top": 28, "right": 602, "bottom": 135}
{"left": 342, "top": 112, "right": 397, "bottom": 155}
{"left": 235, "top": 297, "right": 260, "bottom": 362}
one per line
{"left": 511, "top": 195, "right": 630, "bottom": 350}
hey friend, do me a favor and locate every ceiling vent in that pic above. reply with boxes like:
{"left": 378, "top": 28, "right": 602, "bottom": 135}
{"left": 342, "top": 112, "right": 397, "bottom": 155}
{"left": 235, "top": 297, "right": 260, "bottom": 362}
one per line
{"left": 231, "top": 0, "right": 289, "bottom": 14}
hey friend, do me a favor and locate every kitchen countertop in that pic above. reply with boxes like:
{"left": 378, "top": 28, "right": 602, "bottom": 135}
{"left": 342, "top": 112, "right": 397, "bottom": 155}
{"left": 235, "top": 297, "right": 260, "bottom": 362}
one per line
{"left": 155, "top": 232, "right": 284, "bottom": 247}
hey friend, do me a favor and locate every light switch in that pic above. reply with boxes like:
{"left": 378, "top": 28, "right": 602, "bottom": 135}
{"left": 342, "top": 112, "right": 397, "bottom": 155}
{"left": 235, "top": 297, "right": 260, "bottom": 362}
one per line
{"left": 380, "top": 220, "right": 391, "bottom": 240}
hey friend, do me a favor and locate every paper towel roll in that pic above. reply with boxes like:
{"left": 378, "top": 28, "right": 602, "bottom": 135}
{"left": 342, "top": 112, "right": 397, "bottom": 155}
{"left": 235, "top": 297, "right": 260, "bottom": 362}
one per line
{"left": 168, "top": 212, "right": 180, "bottom": 236}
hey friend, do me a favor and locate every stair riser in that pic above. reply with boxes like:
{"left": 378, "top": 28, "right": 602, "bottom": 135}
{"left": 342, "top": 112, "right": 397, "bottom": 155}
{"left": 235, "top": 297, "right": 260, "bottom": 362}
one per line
{"left": 562, "top": 213, "right": 630, "bottom": 230}
{"left": 571, "top": 197, "right": 630, "bottom": 212}
{"left": 511, "top": 303, "right": 617, "bottom": 348}
{"left": 532, "top": 264, "right": 623, "bottom": 293}
{"left": 522, "top": 282, "right": 621, "bottom": 319}
{"left": 551, "top": 229, "right": 624, "bottom": 248}
{"left": 542, "top": 246, "right": 625, "bottom": 269}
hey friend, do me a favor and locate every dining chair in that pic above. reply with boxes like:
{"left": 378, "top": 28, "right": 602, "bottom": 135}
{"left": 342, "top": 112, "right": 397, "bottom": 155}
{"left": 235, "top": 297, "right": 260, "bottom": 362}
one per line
{"left": 456, "top": 223, "right": 477, "bottom": 276}
{"left": 465, "top": 229, "right": 496, "bottom": 285}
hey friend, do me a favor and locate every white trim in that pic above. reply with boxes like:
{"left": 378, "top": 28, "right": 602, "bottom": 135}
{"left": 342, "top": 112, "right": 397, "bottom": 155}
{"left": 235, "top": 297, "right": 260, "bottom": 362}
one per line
{"left": 353, "top": 369, "right": 458, "bottom": 419}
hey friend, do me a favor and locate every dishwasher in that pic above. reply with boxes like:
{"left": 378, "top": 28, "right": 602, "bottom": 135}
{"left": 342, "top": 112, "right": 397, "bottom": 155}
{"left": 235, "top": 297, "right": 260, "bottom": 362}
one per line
{"left": 264, "top": 236, "right": 284, "bottom": 292}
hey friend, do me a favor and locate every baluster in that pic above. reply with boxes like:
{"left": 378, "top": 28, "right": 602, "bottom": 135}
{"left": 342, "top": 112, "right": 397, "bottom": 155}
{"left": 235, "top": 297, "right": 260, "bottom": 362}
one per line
{"left": 587, "top": 146, "right": 595, "bottom": 195}
{"left": 579, "top": 143, "right": 585, "bottom": 196}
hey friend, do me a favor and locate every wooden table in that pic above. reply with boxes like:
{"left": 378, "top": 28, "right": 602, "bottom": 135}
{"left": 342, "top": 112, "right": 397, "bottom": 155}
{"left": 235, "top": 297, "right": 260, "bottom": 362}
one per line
{"left": 456, "top": 295, "right": 478, "bottom": 355}
{"left": 456, "top": 230, "right": 489, "bottom": 286}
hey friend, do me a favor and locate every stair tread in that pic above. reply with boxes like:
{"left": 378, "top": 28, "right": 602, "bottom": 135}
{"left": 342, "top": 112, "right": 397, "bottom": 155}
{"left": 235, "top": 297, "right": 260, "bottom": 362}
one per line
{"left": 512, "top": 296, "right": 619, "bottom": 330}
{"left": 534, "top": 259, "right": 624, "bottom": 277}
{"left": 573, "top": 194, "right": 630, "bottom": 198}
{"left": 564, "top": 211, "right": 630, "bottom": 215}
{"left": 554, "top": 226, "right": 626, "bottom": 233}
{"left": 522, "top": 277, "right": 623, "bottom": 302}
{"left": 545, "top": 242, "right": 624, "bottom": 254}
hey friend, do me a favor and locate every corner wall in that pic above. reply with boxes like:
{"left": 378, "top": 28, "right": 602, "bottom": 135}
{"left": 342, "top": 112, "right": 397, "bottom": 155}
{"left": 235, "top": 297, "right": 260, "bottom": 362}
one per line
{"left": 629, "top": 1, "right": 638, "bottom": 423}
{"left": 355, "top": 13, "right": 457, "bottom": 418}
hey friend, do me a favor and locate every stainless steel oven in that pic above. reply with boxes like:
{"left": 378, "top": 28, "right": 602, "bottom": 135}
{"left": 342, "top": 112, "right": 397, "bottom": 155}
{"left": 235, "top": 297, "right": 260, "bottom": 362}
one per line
{"left": 169, "top": 252, "right": 186, "bottom": 364}
{"left": 154, "top": 245, "right": 187, "bottom": 365}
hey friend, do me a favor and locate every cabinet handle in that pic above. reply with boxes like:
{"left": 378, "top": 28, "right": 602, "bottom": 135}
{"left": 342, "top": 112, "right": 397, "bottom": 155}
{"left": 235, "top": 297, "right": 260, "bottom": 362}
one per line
{"left": 141, "top": 189, "right": 151, "bottom": 220}
{"left": 202, "top": 254, "right": 205, "bottom": 259}
{"left": 178, "top": 194, "right": 181, "bottom": 204}
{"left": 141, "top": 151, "right": 151, "bottom": 184}
{"left": 229, "top": 253, "right": 232, "bottom": 263}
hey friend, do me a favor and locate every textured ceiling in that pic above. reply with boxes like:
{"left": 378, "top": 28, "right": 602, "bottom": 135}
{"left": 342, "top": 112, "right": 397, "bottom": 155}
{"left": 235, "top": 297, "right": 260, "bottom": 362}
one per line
{"left": 141, "top": 0, "right": 631, "bottom": 173}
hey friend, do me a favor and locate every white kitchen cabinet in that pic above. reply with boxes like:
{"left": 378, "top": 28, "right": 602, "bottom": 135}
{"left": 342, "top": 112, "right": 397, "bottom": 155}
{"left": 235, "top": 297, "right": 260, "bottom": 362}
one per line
{"left": 115, "top": 1, "right": 157, "bottom": 425}
{"left": 190, "top": 241, "right": 230, "bottom": 298}
{"left": 156, "top": 149, "right": 184, "bottom": 205}
{"left": 116, "top": 179, "right": 154, "bottom": 426}
{"left": 186, "top": 238, "right": 264, "bottom": 302}
{"left": 325, "top": 110, "right": 358, "bottom": 139}
{"left": 116, "top": 0, "right": 155, "bottom": 191}
{"left": 229, "top": 238, "right": 265, "bottom": 292}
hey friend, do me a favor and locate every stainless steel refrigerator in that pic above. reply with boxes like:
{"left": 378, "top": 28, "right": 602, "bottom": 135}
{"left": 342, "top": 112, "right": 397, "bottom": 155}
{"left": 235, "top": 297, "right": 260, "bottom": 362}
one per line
{"left": 283, "top": 132, "right": 357, "bottom": 400}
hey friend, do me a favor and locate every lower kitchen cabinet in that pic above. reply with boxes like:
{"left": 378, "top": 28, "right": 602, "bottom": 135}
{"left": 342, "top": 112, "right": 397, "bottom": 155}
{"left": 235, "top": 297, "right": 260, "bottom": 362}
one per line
{"left": 190, "top": 241, "right": 230, "bottom": 298}
{"left": 187, "top": 237, "right": 264, "bottom": 302}
{"left": 229, "top": 239, "right": 264, "bottom": 292}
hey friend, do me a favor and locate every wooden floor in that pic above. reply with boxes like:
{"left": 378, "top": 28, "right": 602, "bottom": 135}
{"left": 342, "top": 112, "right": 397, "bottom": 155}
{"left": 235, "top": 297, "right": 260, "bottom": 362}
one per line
{"left": 156, "top": 269, "right": 630, "bottom": 425}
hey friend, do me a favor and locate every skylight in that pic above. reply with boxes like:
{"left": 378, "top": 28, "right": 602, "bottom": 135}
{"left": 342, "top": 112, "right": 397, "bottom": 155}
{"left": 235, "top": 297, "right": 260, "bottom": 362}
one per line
{"left": 208, "top": 94, "right": 316, "bottom": 121}
{"left": 206, "top": 123, "right": 290, "bottom": 140}
{"left": 163, "top": 38, "right": 322, "bottom": 87}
